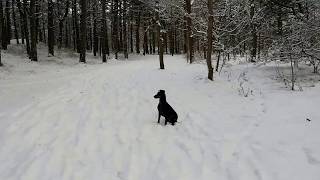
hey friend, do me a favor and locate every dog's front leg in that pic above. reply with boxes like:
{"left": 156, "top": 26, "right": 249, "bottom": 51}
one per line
{"left": 157, "top": 112, "right": 160, "bottom": 124}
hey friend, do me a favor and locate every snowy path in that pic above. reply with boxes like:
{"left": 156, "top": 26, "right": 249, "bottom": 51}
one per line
{"left": 0, "top": 55, "right": 320, "bottom": 180}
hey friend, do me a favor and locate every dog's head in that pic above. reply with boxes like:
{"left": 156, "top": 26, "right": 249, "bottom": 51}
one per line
{"left": 154, "top": 90, "right": 165, "bottom": 99}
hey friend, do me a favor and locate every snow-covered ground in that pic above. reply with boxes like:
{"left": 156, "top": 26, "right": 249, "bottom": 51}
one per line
{"left": 0, "top": 44, "right": 320, "bottom": 180}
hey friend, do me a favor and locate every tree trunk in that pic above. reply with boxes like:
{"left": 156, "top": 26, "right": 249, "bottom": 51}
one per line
{"left": 0, "top": 1, "right": 4, "bottom": 46}
{"left": 5, "top": 0, "right": 11, "bottom": 45}
{"left": 185, "top": 0, "right": 193, "bottom": 63}
{"left": 79, "top": 0, "right": 87, "bottom": 63}
{"left": 58, "top": 0, "right": 69, "bottom": 49}
{"left": 58, "top": 21, "right": 63, "bottom": 49}
{"left": 290, "top": 55, "right": 295, "bottom": 90}
{"left": 216, "top": 51, "right": 221, "bottom": 72}
{"left": 41, "top": 0, "right": 46, "bottom": 43}
{"left": 164, "top": 32, "right": 167, "bottom": 54}
{"left": 152, "top": 29, "right": 156, "bottom": 54}
{"left": 206, "top": 0, "right": 214, "bottom": 80}
{"left": 112, "top": 0, "right": 119, "bottom": 59}
{"left": 21, "top": 0, "right": 30, "bottom": 56}
{"left": 149, "top": 26, "right": 152, "bottom": 54}
{"left": 174, "top": 26, "right": 178, "bottom": 54}
{"left": 12, "top": 0, "right": 19, "bottom": 44}
{"left": 19, "top": 8, "right": 25, "bottom": 44}
{"left": 101, "top": 0, "right": 107, "bottom": 62}
{"left": 105, "top": 22, "right": 109, "bottom": 56}
{"left": 143, "top": 23, "right": 148, "bottom": 55}
{"left": 35, "top": 1, "right": 40, "bottom": 43}
{"left": 169, "top": 27, "right": 174, "bottom": 56}
{"left": 0, "top": 2, "right": 2, "bottom": 66}
{"left": 73, "top": 0, "right": 80, "bottom": 53}
{"left": 277, "top": 6, "right": 283, "bottom": 36}
{"left": 123, "top": 0, "right": 128, "bottom": 58}
{"left": 250, "top": 1, "right": 257, "bottom": 62}
{"left": 65, "top": 19, "right": 69, "bottom": 47}
{"left": 29, "top": 0, "right": 38, "bottom": 61}
{"left": 118, "top": 1, "right": 122, "bottom": 52}
{"left": 135, "top": 11, "right": 140, "bottom": 54}
{"left": 156, "top": 2, "right": 164, "bottom": 69}
{"left": 0, "top": 47, "right": 2, "bottom": 65}
{"left": 93, "top": 2, "right": 98, "bottom": 56}
{"left": 1, "top": 1, "right": 7, "bottom": 50}
{"left": 48, "top": 0, "right": 54, "bottom": 56}
{"left": 130, "top": 21, "right": 133, "bottom": 53}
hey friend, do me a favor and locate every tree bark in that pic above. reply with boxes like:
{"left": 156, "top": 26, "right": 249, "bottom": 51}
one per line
{"left": 29, "top": 0, "right": 38, "bottom": 61}
{"left": 101, "top": 0, "right": 107, "bottom": 62}
{"left": 118, "top": 1, "right": 123, "bottom": 52}
{"left": 48, "top": 0, "right": 54, "bottom": 56}
{"left": 143, "top": 23, "right": 148, "bottom": 55}
{"left": 79, "top": 0, "right": 87, "bottom": 63}
{"left": 73, "top": 0, "right": 80, "bottom": 53}
{"left": 169, "top": 27, "right": 174, "bottom": 56}
{"left": 206, "top": 0, "right": 214, "bottom": 80}
{"left": 156, "top": 1, "right": 164, "bottom": 69}
{"left": 93, "top": 1, "right": 98, "bottom": 56}
{"left": 5, "top": 0, "right": 11, "bottom": 45}
{"left": 19, "top": 6, "right": 25, "bottom": 44}
{"left": 149, "top": 26, "right": 152, "bottom": 54}
{"left": 185, "top": 0, "right": 193, "bottom": 63}
{"left": 130, "top": 20, "right": 133, "bottom": 53}
{"left": 250, "top": 1, "right": 257, "bottom": 62}
{"left": 12, "top": 0, "right": 19, "bottom": 44}
{"left": 58, "top": 0, "right": 69, "bottom": 49}
{"left": 0, "top": 2, "right": 2, "bottom": 66}
{"left": 112, "top": 0, "right": 119, "bottom": 59}
{"left": 1, "top": 1, "right": 7, "bottom": 50}
{"left": 216, "top": 51, "right": 221, "bottom": 72}
{"left": 0, "top": 47, "right": 2, "bottom": 65}
{"left": 21, "top": 0, "right": 30, "bottom": 55}
{"left": 65, "top": 19, "right": 69, "bottom": 47}
{"left": 123, "top": 0, "right": 128, "bottom": 58}
{"left": 135, "top": 11, "right": 140, "bottom": 54}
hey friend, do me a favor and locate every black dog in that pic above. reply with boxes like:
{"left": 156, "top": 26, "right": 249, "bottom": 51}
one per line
{"left": 154, "top": 90, "right": 178, "bottom": 125}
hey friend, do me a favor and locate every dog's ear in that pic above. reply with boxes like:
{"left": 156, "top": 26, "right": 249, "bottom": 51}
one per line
{"left": 159, "top": 90, "right": 165, "bottom": 94}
